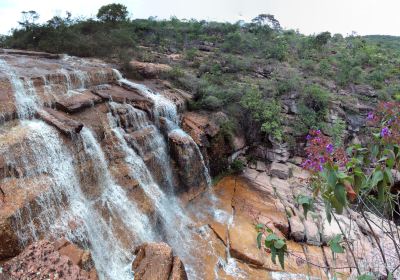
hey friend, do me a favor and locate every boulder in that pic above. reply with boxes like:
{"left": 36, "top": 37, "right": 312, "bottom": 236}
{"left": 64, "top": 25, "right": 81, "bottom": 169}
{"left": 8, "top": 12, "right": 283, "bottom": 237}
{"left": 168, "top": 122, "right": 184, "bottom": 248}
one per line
{"left": 303, "top": 219, "right": 321, "bottom": 246}
{"left": 255, "top": 160, "right": 267, "bottom": 172}
{"left": 181, "top": 112, "right": 219, "bottom": 147}
{"left": 37, "top": 108, "right": 83, "bottom": 135}
{"left": 55, "top": 238, "right": 94, "bottom": 270}
{"left": 92, "top": 85, "right": 153, "bottom": 113}
{"left": 132, "top": 242, "right": 187, "bottom": 280}
{"left": 55, "top": 91, "right": 103, "bottom": 113}
{"left": 0, "top": 173, "right": 52, "bottom": 259}
{"left": 270, "top": 162, "right": 291, "bottom": 180}
{"left": 129, "top": 60, "right": 172, "bottom": 79}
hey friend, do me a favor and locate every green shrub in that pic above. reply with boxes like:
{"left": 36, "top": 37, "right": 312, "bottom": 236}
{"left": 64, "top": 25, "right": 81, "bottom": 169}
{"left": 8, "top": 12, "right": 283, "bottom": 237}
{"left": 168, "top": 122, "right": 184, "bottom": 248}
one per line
{"left": 296, "top": 85, "right": 330, "bottom": 134}
{"left": 230, "top": 159, "right": 245, "bottom": 174}
{"left": 202, "top": 95, "right": 223, "bottom": 110}
{"left": 240, "top": 86, "right": 283, "bottom": 141}
{"left": 277, "top": 75, "right": 300, "bottom": 95}
{"left": 185, "top": 48, "right": 198, "bottom": 61}
{"left": 331, "top": 118, "right": 346, "bottom": 147}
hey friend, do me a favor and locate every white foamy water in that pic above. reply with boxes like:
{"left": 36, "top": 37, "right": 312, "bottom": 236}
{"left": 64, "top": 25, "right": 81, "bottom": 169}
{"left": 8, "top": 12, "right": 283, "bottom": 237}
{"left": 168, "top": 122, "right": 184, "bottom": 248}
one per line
{"left": 113, "top": 69, "right": 211, "bottom": 187}
{"left": 0, "top": 59, "right": 38, "bottom": 119}
{"left": 5, "top": 121, "right": 153, "bottom": 280}
{"left": 109, "top": 116, "right": 204, "bottom": 278}
{"left": 109, "top": 102, "right": 175, "bottom": 191}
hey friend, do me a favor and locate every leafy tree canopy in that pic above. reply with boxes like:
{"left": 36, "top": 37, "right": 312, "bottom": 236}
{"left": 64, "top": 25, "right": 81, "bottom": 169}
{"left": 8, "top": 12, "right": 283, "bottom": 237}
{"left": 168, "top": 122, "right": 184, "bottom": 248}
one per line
{"left": 96, "top": 3, "right": 128, "bottom": 23}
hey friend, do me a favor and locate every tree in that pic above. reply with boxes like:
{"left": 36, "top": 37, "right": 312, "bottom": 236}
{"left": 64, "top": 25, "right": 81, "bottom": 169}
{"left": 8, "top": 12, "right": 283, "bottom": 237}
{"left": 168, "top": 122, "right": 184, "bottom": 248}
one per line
{"left": 97, "top": 3, "right": 128, "bottom": 23}
{"left": 314, "top": 31, "right": 331, "bottom": 47}
{"left": 251, "top": 14, "right": 281, "bottom": 30}
{"left": 18, "top": 10, "right": 39, "bottom": 30}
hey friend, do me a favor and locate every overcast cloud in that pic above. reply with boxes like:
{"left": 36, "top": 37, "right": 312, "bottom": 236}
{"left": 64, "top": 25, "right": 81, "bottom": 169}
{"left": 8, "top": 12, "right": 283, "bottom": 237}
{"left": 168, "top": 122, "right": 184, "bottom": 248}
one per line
{"left": 0, "top": 0, "right": 399, "bottom": 36}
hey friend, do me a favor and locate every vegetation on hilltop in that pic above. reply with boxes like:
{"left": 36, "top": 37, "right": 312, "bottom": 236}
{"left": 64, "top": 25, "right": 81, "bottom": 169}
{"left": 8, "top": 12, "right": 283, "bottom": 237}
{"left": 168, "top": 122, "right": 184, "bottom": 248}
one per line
{"left": 2, "top": 4, "right": 400, "bottom": 146}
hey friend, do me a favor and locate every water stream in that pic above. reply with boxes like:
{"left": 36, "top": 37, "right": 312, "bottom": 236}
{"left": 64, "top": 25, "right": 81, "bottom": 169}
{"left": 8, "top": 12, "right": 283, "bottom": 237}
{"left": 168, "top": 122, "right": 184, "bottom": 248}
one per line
{"left": 1, "top": 61, "right": 217, "bottom": 279}
{"left": 0, "top": 59, "right": 38, "bottom": 119}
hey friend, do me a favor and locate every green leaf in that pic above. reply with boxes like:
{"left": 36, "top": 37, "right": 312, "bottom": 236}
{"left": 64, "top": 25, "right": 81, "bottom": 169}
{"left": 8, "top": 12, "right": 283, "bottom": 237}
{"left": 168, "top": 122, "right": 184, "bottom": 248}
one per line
{"left": 277, "top": 250, "right": 285, "bottom": 269}
{"left": 274, "top": 239, "right": 286, "bottom": 249}
{"left": 256, "top": 232, "right": 263, "bottom": 249}
{"left": 370, "top": 170, "right": 383, "bottom": 188}
{"left": 377, "top": 181, "right": 386, "bottom": 202}
{"left": 334, "top": 184, "right": 347, "bottom": 206}
{"left": 270, "top": 246, "right": 277, "bottom": 265}
{"left": 327, "top": 169, "right": 337, "bottom": 189}
{"left": 386, "top": 157, "right": 395, "bottom": 169}
{"left": 265, "top": 233, "right": 279, "bottom": 242}
{"left": 325, "top": 203, "right": 332, "bottom": 224}
{"left": 336, "top": 171, "right": 348, "bottom": 179}
{"left": 384, "top": 169, "right": 394, "bottom": 186}
{"left": 371, "top": 144, "right": 379, "bottom": 158}
{"left": 357, "top": 274, "right": 374, "bottom": 280}
{"left": 255, "top": 223, "right": 264, "bottom": 230}
{"left": 328, "top": 234, "right": 345, "bottom": 254}
{"left": 330, "top": 196, "right": 344, "bottom": 214}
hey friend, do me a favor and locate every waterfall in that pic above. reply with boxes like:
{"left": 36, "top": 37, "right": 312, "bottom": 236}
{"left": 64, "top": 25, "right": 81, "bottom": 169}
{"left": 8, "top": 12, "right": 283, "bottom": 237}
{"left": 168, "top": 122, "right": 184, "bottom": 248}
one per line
{"left": 78, "top": 127, "right": 156, "bottom": 279}
{"left": 74, "top": 70, "right": 90, "bottom": 89}
{"left": 109, "top": 116, "right": 202, "bottom": 278}
{"left": 60, "top": 68, "right": 73, "bottom": 93}
{"left": 112, "top": 69, "right": 212, "bottom": 187}
{"left": 0, "top": 60, "right": 216, "bottom": 279}
{"left": 5, "top": 121, "right": 154, "bottom": 280}
{"left": 109, "top": 102, "right": 175, "bottom": 191}
{"left": 118, "top": 78, "right": 179, "bottom": 125}
{"left": 0, "top": 59, "right": 38, "bottom": 119}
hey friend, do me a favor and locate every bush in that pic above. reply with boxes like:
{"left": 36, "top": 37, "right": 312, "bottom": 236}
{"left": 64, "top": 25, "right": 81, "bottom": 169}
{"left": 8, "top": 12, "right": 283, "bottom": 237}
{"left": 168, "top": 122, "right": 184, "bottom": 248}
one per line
{"left": 296, "top": 85, "right": 330, "bottom": 134}
{"left": 202, "top": 95, "right": 223, "bottom": 110}
{"left": 240, "top": 86, "right": 283, "bottom": 141}
{"left": 230, "top": 159, "right": 245, "bottom": 174}
{"left": 277, "top": 75, "right": 300, "bottom": 95}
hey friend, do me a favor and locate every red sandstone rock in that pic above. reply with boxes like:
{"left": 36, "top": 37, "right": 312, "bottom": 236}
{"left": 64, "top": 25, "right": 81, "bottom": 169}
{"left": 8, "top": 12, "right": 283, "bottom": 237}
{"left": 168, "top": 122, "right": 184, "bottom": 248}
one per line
{"left": 37, "top": 107, "right": 83, "bottom": 134}
{"left": 55, "top": 91, "right": 103, "bottom": 113}
{"left": 168, "top": 130, "right": 209, "bottom": 201}
{"left": 132, "top": 242, "right": 187, "bottom": 280}
{"left": 129, "top": 60, "right": 172, "bottom": 79}
{"left": 0, "top": 239, "right": 97, "bottom": 280}
{"left": 92, "top": 85, "right": 153, "bottom": 113}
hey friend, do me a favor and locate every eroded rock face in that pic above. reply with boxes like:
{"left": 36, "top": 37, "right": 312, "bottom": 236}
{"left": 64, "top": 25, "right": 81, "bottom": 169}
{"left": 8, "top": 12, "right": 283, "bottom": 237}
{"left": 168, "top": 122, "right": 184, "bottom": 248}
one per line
{"left": 181, "top": 111, "right": 237, "bottom": 176}
{"left": 168, "top": 130, "right": 209, "bottom": 201}
{"left": 0, "top": 239, "right": 97, "bottom": 280}
{"left": 132, "top": 242, "right": 187, "bottom": 280}
{"left": 129, "top": 60, "right": 172, "bottom": 79}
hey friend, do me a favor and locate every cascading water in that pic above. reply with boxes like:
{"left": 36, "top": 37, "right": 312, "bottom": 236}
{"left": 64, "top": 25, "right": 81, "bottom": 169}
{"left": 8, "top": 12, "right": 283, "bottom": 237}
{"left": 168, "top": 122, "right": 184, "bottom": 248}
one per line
{"left": 113, "top": 69, "right": 212, "bottom": 187}
{"left": 109, "top": 102, "right": 175, "bottom": 191}
{"left": 0, "top": 59, "right": 38, "bottom": 119}
{"left": 108, "top": 116, "right": 203, "bottom": 277}
{"left": 77, "top": 127, "right": 156, "bottom": 279}
{"left": 1, "top": 56, "right": 221, "bottom": 279}
{"left": 4, "top": 120, "right": 155, "bottom": 280}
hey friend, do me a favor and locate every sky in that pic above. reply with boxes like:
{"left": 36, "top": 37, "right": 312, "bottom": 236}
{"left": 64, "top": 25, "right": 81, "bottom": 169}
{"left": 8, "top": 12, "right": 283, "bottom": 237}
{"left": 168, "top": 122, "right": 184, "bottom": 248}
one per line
{"left": 0, "top": 0, "right": 400, "bottom": 36}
